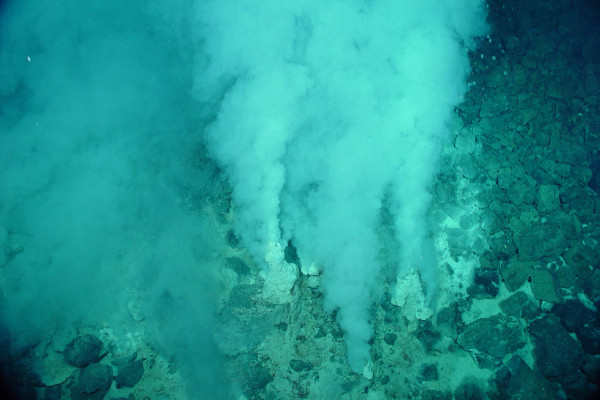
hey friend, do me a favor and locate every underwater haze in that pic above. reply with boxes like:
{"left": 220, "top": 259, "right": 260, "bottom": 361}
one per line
{"left": 195, "top": 0, "right": 487, "bottom": 372}
{"left": 1, "top": 0, "right": 488, "bottom": 398}
{"left": 0, "top": 0, "right": 228, "bottom": 398}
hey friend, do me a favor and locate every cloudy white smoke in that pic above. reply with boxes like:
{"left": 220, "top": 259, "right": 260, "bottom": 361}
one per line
{"left": 195, "top": 0, "right": 488, "bottom": 372}
{"left": 0, "top": 0, "right": 488, "bottom": 390}
{"left": 0, "top": 1, "right": 228, "bottom": 397}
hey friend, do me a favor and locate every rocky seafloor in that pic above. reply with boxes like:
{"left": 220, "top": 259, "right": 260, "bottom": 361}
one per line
{"left": 2, "top": 0, "right": 600, "bottom": 399}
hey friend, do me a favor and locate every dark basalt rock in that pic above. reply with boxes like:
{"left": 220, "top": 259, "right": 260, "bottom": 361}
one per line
{"left": 63, "top": 335, "right": 103, "bottom": 368}
{"left": 551, "top": 300, "right": 596, "bottom": 333}
{"left": 115, "top": 359, "right": 143, "bottom": 389}
{"left": 73, "top": 363, "right": 113, "bottom": 400}
{"left": 493, "top": 355, "right": 560, "bottom": 400}
{"left": 458, "top": 314, "right": 525, "bottom": 360}
{"left": 528, "top": 315, "right": 585, "bottom": 378}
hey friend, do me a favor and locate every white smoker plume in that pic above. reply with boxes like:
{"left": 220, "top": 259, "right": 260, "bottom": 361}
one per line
{"left": 194, "top": 0, "right": 488, "bottom": 372}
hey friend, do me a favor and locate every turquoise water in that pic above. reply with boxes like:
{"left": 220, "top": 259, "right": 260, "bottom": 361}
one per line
{"left": 1, "top": 0, "right": 600, "bottom": 399}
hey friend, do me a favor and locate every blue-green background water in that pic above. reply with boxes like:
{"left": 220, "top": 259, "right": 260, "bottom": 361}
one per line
{"left": 0, "top": 1, "right": 228, "bottom": 397}
{"left": 1, "top": 0, "right": 600, "bottom": 399}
